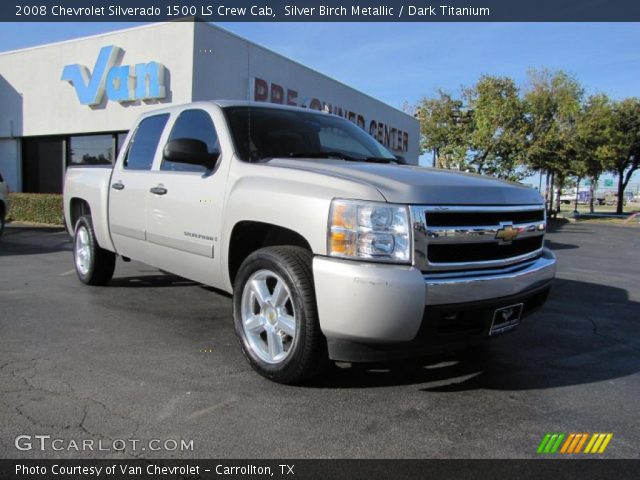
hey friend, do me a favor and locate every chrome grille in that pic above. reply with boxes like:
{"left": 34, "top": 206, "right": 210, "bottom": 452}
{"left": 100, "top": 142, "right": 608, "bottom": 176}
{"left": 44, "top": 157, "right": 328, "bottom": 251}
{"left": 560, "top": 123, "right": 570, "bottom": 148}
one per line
{"left": 411, "top": 205, "right": 546, "bottom": 272}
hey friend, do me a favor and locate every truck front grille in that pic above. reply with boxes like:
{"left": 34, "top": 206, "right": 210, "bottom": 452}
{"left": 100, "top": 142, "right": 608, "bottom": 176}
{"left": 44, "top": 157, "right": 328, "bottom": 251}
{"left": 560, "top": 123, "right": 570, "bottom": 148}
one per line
{"left": 425, "top": 209, "right": 544, "bottom": 227}
{"left": 427, "top": 236, "right": 544, "bottom": 263}
{"left": 411, "top": 205, "right": 546, "bottom": 272}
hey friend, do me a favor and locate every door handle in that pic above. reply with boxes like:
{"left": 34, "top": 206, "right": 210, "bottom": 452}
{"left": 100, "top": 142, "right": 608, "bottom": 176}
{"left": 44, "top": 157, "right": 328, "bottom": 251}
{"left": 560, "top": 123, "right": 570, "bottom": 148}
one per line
{"left": 150, "top": 186, "right": 168, "bottom": 195}
{"left": 111, "top": 182, "right": 125, "bottom": 190}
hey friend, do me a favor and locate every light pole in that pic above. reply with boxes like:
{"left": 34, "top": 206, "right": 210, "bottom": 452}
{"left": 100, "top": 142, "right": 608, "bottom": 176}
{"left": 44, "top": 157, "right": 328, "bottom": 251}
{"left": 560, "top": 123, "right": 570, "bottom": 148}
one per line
{"left": 574, "top": 177, "right": 580, "bottom": 216}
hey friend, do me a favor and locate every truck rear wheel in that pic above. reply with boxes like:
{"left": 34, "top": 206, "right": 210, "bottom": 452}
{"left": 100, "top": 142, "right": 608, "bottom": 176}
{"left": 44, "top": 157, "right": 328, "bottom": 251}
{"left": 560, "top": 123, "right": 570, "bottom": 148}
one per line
{"left": 73, "top": 215, "right": 116, "bottom": 286}
{"left": 233, "top": 246, "right": 328, "bottom": 384}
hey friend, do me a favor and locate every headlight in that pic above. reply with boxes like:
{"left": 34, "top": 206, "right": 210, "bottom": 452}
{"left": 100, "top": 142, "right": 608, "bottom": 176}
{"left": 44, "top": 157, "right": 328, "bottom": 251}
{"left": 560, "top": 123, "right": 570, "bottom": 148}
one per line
{"left": 328, "top": 199, "right": 411, "bottom": 263}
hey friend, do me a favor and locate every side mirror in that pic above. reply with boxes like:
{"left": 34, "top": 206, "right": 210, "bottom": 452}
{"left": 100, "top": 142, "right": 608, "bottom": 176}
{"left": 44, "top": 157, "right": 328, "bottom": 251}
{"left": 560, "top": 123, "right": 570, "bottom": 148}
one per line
{"left": 163, "top": 138, "right": 219, "bottom": 170}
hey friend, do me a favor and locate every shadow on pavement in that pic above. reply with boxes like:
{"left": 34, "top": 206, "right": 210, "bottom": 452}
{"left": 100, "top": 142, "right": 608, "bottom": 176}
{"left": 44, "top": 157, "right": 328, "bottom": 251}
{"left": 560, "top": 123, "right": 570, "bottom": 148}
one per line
{"left": 544, "top": 239, "right": 579, "bottom": 250}
{"left": 546, "top": 218, "right": 570, "bottom": 233}
{"left": 109, "top": 274, "right": 199, "bottom": 288}
{"left": 307, "top": 278, "right": 640, "bottom": 391}
{"left": 0, "top": 226, "right": 70, "bottom": 256}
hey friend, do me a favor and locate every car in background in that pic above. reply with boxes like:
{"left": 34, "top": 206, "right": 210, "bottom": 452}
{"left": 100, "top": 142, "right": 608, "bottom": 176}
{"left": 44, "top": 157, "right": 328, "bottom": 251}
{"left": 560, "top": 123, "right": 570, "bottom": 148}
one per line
{"left": 623, "top": 191, "right": 635, "bottom": 203}
{"left": 559, "top": 191, "right": 574, "bottom": 204}
{"left": 603, "top": 191, "right": 631, "bottom": 206}
{"left": 559, "top": 190, "right": 592, "bottom": 205}
{"left": 0, "top": 172, "right": 9, "bottom": 235}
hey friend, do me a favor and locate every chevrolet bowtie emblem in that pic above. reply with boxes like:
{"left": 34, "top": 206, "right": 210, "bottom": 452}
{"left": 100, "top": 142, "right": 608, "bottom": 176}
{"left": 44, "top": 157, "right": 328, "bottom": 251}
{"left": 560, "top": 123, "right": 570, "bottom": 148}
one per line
{"left": 495, "top": 223, "right": 519, "bottom": 244}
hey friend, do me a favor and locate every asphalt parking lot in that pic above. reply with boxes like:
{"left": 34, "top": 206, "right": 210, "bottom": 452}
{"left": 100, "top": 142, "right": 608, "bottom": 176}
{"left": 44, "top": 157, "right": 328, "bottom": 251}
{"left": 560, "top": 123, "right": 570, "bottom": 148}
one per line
{"left": 1, "top": 221, "right": 639, "bottom": 459}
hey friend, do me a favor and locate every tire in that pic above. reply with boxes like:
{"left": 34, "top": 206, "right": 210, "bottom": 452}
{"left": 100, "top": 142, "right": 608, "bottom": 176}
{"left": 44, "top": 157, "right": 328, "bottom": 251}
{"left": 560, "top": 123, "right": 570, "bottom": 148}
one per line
{"left": 73, "top": 215, "right": 116, "bottom": 286}
{"left": 233, "top": 246, "right": 329, "bottom": 384}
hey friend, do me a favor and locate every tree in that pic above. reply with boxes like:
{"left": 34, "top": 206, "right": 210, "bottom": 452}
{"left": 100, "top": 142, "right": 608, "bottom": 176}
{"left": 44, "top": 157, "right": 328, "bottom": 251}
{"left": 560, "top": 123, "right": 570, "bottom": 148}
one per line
{"left": 415, "top": 69, "right": 639, "bottom": 217}
{"left": 607, "top": 98, "right": 640, "bottom": 214}
{"left": 464, "top": 75, "right": 528, "bottom": 180}
{"left": 575, "top": 94, "right": 615, "bottom": 212}
{"left": 415, "top": 90, "right": 470, "bottom": 170}
{"left": 523, "top": 69, "right": 583, "bottom": 214}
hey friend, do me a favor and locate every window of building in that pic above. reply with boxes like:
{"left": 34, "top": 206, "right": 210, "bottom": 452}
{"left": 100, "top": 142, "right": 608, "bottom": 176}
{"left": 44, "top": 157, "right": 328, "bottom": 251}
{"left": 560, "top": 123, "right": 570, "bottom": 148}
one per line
{"left": 22, "top": 137, "right": 65, "bottom": 194}
{"left": 21, "top": 131, "right": 131, "bottom": 193}
{"left": 124, "top": 114, "right": 169, "bottom": 170}
{"left": 162, "top": 109, "right": 220, "bottom": 172}
{"left": 116, "top": 133, "right": 129, "bottom": 155}
{"left": 68, "top": 134, "right": 114, "bottom": 165}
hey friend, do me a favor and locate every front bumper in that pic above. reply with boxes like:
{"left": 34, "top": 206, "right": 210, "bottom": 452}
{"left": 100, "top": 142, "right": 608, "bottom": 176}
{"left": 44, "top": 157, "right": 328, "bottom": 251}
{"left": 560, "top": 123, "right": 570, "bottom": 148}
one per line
{"left": 312, "top": 248, "right": 556, "bottom": 361}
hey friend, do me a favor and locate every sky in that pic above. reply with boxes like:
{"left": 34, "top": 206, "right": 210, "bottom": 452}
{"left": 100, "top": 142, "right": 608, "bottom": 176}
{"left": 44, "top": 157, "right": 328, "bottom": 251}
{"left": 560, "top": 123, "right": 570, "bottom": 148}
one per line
{"left": 1, "top": 21, "right": 638, "bottom": 186}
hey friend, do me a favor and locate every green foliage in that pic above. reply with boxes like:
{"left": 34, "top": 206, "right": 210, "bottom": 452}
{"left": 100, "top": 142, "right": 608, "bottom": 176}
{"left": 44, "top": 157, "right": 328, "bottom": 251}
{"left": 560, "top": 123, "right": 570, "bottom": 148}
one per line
{"left": 7, "top": 193, "right": 64, "bottom": 225}
{"left": 416, "top": 90, "right": 470, "bottom": 170}
{"left": 523, "top": 68, "right": 583, "bottom": 177}
{"left": 606, "top": 98, "right": 640, "bottom": 213}
{"left": 522, "top": 69, "right": 585, "bottom": 212}
{"left": 464, "top": 75, "right": 528, "bottom": 179}
{"left": 575, "top": 94, "right": 615, "bottom": 176}
{"left": 414, "top": 69, "right": 639, "bottom": 213}
{"left": 416, "top": 71, "right": 584, "bottom": 182}
{"left": 574, "top": 94, "right": 615, "bottom": 212}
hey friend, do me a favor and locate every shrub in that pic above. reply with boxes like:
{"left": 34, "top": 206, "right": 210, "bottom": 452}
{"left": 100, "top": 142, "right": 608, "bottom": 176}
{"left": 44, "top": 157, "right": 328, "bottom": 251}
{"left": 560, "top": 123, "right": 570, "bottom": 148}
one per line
{"left": 7, "top": 193, "right": 64, "bottom": 225}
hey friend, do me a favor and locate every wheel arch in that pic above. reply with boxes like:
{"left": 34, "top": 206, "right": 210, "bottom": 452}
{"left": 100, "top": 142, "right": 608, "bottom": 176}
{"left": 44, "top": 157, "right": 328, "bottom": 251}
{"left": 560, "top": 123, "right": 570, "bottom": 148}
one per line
{"left": 227, "top": 221, "right": 312, "bottom": 286}
{"left": 69, "top": 197, "right": 92, "bottom": 230}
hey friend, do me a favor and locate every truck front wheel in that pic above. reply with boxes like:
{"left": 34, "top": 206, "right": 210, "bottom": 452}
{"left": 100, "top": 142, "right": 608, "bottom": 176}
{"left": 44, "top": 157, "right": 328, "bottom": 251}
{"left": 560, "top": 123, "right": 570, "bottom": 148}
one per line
{"left": 233, "top": 246, "right": 328, "bottom": 384}
{"left": 73, "top": 215, "right": 116, "bottom": 286}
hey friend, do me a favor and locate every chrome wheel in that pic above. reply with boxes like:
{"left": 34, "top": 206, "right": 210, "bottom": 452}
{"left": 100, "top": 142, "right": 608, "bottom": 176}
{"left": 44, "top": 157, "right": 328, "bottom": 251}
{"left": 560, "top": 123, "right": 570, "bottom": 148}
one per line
{"left": 74, "top": 226, "right": 91, "bottom": 276}
{"left": 240, "top": 269, "right": 297, "bottom": 364}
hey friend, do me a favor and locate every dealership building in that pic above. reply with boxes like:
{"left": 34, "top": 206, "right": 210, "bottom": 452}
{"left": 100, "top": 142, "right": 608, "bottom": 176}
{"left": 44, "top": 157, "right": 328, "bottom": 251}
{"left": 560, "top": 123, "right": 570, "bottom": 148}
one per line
{"left": 0, "top": 21, "right": 419, "bottom": 193}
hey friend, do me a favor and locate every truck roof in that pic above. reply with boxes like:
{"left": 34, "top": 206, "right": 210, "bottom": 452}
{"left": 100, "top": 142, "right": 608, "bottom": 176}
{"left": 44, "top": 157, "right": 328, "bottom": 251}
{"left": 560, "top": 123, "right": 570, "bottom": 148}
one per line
{"left": 136, "top": 100, "right": 339, "bottom": 119}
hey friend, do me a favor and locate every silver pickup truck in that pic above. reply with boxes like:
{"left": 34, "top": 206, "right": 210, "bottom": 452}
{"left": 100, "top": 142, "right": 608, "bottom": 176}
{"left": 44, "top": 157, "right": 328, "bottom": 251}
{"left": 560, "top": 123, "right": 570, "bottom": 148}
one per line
{"left": 64, "top": 100, "right": 556, "bottom": 383}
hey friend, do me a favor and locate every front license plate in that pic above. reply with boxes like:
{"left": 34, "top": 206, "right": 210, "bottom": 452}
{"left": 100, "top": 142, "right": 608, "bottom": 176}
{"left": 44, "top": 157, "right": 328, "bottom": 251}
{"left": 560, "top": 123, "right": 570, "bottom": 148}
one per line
{"left": 489, "top": 303, "right": 524, "bottom": 336}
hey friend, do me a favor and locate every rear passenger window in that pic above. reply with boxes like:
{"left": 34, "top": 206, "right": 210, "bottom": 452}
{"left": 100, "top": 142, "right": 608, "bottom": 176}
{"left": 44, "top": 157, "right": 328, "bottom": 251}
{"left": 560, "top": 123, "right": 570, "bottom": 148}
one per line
{"left": 124, "top": 114, "right": 169, "bottom": 170}
{"left": 162, "top": 109, "right": 220, "bottom": 173}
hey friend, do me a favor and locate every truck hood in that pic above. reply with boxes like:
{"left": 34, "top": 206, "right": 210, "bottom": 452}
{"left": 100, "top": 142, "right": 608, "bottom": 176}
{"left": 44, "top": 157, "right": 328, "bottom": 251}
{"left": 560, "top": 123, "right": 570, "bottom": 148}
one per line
{"left": 265, "top": 158, "right": 543, "bottom": 205}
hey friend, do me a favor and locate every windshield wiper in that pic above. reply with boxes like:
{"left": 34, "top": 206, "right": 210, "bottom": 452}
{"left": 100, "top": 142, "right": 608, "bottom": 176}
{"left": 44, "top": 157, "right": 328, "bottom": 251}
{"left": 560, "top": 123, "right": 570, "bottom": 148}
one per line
{"left": 287, "top": 152, "right": 401, "bottom": 164}
{"left": 288, "top": 151, "right": 360, "bottom": 161}
{"left": 363, "top": 156, "right": 401, "bottom": 164}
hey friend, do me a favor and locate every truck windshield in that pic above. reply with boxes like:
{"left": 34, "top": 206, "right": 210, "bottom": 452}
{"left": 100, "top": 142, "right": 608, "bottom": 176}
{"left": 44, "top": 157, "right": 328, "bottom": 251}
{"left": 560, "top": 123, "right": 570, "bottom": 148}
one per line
{"left": 223, "top": 106, "right": 397, "bottom": 163}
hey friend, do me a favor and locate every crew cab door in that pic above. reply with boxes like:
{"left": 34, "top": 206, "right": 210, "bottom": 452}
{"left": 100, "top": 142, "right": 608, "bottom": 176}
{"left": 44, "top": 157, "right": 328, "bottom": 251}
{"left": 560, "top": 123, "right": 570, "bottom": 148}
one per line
{"left": 144, "top": 107, "right": 227, "bottom": 288}
{"left": 108, "top": 113, "right": 169, "bottom": 263}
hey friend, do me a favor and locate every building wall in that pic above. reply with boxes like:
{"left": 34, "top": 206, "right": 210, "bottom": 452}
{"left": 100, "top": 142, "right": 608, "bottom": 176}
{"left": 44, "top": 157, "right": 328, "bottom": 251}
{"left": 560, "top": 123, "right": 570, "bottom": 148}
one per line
{"left": 0, "top": 139, "right": 20, "bottom": 191}
{"left": 0, "top": 73, "right": 22, "bottom": 190}
{"left": 0, "top": 21, "right": 421, "bottom": 192}
{"left": 192, "top": 23, "right": 420, "bottom": 163}
{"left": 0, "top": 22, "right": 195, "bottom": 138}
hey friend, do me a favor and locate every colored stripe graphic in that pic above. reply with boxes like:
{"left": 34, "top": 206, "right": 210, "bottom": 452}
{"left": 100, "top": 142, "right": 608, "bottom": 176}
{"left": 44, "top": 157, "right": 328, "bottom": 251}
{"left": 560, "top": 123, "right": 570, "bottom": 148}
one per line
{"left": 537, "top": 434, "right": 552, "bottom": 454}
{"left": 584, "top": 434, "right": 599, "bottom": 453}
{"left": 560, "top": 433, "right": 575, "bottom": 453}
{"left": 598, "top": 434, "right": 613, "bottom": 453}
{"left": 591, "top": 434, "right": 606, "bottom": 453}
{"left": 574, "top": 433, "right": 589, "bottom": 453}
{"left": 560, "top": 433, "right": 588, "bottom": 454}
{"left": 550, "top": 434, "right": 565, "bottom": 453}
{"left": 585, "top": 433, "right": 614, "bottom": 454}
{"left": 545, "top": 434, "right": 559, "bottom": 453}
{"left": 537, "top": 433, "right": 565, "bottom": 454}
{"left": 542, "top": 433, "right": 613, "bottom": 454}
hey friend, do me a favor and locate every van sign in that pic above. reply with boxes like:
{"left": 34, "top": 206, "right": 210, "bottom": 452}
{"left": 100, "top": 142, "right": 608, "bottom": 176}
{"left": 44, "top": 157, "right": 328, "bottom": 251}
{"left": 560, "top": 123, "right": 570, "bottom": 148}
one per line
{"left": 61, "top": 45, "right": 167, "bottom": 106}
